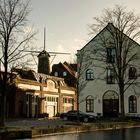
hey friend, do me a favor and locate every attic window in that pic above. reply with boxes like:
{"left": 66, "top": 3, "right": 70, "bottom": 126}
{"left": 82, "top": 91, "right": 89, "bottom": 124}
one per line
{"left": 63, "top": 71, "right": 67, "bottom": 76}
{"left": 106, "top": 48, "right": 115, "bottom": 63}
{"left": 54, "top": 72, "right": 58, "bottom": 76}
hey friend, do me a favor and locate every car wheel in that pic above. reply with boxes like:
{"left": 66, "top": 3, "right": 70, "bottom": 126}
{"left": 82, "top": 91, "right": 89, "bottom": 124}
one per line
{"left": 84, "top": 117, "right": 88, "bottom": 122}
{"left": 63, "top": 116, "right": 68, "bottom": 121}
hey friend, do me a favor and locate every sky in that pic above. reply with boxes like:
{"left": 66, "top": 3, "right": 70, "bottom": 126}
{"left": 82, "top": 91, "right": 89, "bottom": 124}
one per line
{"left": 28, "top": 0, "right": 140, "bottom": 69}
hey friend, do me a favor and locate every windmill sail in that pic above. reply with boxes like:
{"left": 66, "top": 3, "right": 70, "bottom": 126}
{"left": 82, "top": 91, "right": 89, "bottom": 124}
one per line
{"left": 20, "top": 28, "right": 70, "bottom": 75}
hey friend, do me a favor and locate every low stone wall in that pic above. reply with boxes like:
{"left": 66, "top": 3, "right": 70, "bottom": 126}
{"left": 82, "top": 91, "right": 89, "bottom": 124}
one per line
{"left": 1, "top": 122, "right": 140, "bottom": 139}
{"left": 31, "top": 122, "right": 140, "bottom": 137}
{"left": 0, "top": 130, "right": 32, "bottom": 139}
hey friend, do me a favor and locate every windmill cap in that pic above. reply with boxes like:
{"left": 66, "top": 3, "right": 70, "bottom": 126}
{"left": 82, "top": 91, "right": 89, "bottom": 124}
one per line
{"left": 38, "top": 50, "right": 50, "bottom": 57}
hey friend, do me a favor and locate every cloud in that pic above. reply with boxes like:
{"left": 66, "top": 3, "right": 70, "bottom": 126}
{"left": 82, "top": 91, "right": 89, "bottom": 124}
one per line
{"left": 73, "top": 38, "right": 86, "bottom": 50}
{"left": 51, "top": 38, "right": 86, "bottom": 64}
{"left": 56, "top": 44, "right": 66, "bottom": 52}
{"left": 73, "top": 38, "right": 84, "bottom": 43}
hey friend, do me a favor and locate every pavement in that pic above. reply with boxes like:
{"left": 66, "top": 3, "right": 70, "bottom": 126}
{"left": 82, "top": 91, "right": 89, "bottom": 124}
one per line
{"left": 5, "top": 118, "right": 71, "bottom": 130}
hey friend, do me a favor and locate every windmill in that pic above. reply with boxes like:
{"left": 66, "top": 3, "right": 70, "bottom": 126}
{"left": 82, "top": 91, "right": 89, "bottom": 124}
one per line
{"left": 23, "top": 28, "right": 70, "bottom": 74}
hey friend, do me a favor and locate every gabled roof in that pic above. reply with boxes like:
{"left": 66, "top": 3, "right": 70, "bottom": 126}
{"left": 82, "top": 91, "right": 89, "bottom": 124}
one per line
{"left": 78, "top": 23, "right": 111, "bottom": 52}
{"left": 78, "top": 23, "right": 140, "bottom": 52}
{"left": 62, "top": 61, "right": 76, "bottom": 77}
{"left": 11, "top": 68, "right": 64, "bottom": 82}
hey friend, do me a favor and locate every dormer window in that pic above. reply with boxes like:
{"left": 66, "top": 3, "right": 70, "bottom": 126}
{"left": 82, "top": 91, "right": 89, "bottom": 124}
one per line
{"left": 63, "top": 71, "right": 67, "bottom": 76}
{"left": 129, "top": 67, "right": 137, "bottom": 79}
{"left": 106, "top": 48, "right": 115, "bottom": 63}
{"left": 86, "top": 69, "right": 94, "bottom": 80}
{"left": 54, "top": 72, "right": 58, "bottom": 76}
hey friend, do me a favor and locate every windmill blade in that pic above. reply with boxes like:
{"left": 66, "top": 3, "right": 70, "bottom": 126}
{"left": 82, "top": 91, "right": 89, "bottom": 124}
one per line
{"left": 20, "top": 50, "right": 70, "bottom": 55}
{"left": 50, "top": 54, "right": 56, "bottom": 64}
{"left": 31, "top": 53, "right": 37, "bottom": 65}
{"left": 19, "top": 50, "right": 41, "bottom": 53}
{"left": 48, "top": 52, "right": 70, "bottom": 55}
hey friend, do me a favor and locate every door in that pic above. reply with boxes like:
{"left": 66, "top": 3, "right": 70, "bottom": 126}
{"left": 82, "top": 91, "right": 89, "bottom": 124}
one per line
{"left": 103, "top": 90, "right": 119, "bottom": 117}
{"left": 103, "top": 99, "right": 119, "bottom": 117}
{"left": 47, "top": 105, "right": 54, "bottom": 117}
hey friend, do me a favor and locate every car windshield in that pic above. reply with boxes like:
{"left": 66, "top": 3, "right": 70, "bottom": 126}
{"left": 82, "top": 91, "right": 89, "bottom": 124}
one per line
{"left": 68, "top": 110, "right": 85, "bottom": 114}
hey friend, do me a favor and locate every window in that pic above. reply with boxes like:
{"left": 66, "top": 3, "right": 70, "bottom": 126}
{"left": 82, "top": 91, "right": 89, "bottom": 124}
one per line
{"left": 86, "top": 96, "right": 94, "bottom": 112}
{"left": 63, "top": 98, "right": 67, "bottom": 103}
{"left": 129, "top": 95, "right": 137, "bottom": 113}
{"left": 129, "top": 67, "right": 137, "bottom": 79}
{"left": 107, "top": 68, "right": 115, "bottom": 84}
{"left": 54, "top": 71, "right": 58, "bottom": 76}
{"left": 86, "top": 69, "right": 94, "bottom": 80}
{"left": 63, "top": 71, "right": 67, "bottom": 76}
{"left": 47, "top": 96, "right": 57, "bottom": 102}
{"left": 107, "top": 48, "right": 115, "bottom": 63}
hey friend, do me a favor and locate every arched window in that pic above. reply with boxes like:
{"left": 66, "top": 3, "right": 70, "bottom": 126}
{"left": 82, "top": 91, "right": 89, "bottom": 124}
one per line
{"left": 129, "top": 67, "right": 137, "bottom": 79}
{"left": 129, "top": 95, "right": 137, "bottom": 113}
{"left": 86, "top": 95, "right": 94, "bottom": 112}
{"left": 103, "top": 90, "right": 119, "bottom": 100}
{"left": 86, "top": 69, "right": 94, "bottom": 80}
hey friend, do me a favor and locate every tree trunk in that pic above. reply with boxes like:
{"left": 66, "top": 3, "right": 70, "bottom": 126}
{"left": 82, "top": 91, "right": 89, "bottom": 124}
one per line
{"left": 0, "top": 93, "right": 6, "bottom": 126}
{"left": 119, "top": 85, "right": 125, "bottom": 117}
{"left": 0, "top": 45, "right": 8, "bottom": 127}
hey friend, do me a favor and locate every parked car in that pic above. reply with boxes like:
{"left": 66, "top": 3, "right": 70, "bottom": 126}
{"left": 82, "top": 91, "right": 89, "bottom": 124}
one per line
{"left": 60, "top": 110, "right": 96, "bottom": 122}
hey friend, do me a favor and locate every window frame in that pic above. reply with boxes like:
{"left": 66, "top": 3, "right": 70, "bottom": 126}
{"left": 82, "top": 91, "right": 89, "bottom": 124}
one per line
{"left": 86, "top": 69, "right": 94, "bottom": 80}
{"left": 63, "top": 71, "right": 67, "bottom": 77}
{"left": 86, "top": 96, "right": 94, "bottom": 112}
{"left": 106, "top": 47, "right": 115, "bottom": 63}
{"left": 129, "top": 67, "right": 137, "bottom": 79}
{"left": 54, "top": 71, "right": 58, "bottom": 76}
{"left": 106, "top": 67, "right": 115, "bottom": 84}
{"left": 129, "top": 95, "right": 137, "bottom": 113}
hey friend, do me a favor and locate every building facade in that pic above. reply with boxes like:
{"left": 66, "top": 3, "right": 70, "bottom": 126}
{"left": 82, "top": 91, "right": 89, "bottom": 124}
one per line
{"left": 77, "top": 23, "right": 140, "bottom": 117}
{"left": 0, "top": 69, "right": 77, "bottom": 118}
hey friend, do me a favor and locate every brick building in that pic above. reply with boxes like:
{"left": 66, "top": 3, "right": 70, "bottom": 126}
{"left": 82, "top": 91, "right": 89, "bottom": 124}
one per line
{"left": 0, "top": 69, "right": 77, "bottom": 118}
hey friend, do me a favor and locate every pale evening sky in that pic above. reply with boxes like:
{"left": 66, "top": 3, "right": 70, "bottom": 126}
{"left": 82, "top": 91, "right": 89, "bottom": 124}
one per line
{"left": 28, "top": 0, "right": 140, "bottom": 66}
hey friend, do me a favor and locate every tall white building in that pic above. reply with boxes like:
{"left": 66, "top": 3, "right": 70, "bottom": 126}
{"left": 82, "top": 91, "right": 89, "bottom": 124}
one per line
{"left": 77, "top": 23, "right": 140, "bottom": 117}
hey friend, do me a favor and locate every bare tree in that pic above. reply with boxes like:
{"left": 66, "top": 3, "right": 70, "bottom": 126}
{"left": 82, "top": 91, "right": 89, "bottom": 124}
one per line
{"left": 0, "top": 0, "right": 35, "bottom": 126}
{"left": 76, "top": 49, "right": 94, "bottom": 122}
{"left": 88, "top": 5, "right": 140, "bottom": 117}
